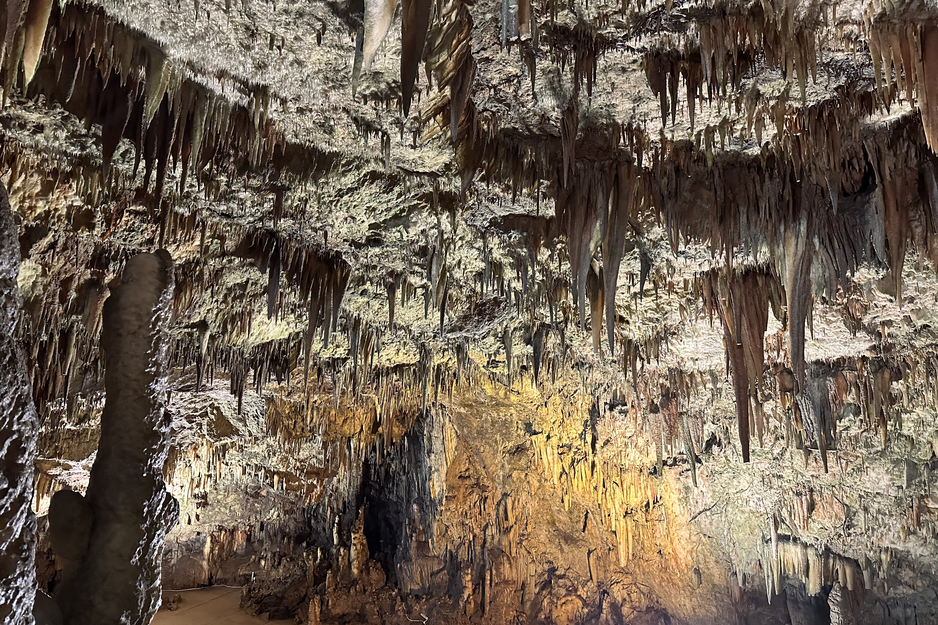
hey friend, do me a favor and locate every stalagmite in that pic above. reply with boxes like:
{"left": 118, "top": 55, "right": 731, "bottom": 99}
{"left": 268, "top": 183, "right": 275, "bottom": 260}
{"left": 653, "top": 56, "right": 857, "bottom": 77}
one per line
{"left": 54, "top": 252, "right": 179, "bottom": 625}
{"left": 0, "top": 181, "right": 39, "bottom": 625}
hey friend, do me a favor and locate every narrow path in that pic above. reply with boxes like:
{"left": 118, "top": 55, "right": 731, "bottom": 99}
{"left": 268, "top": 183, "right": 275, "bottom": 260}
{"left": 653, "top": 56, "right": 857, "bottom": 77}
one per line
{"left": 153, "top": 587, "right": 293, "bottom": 624}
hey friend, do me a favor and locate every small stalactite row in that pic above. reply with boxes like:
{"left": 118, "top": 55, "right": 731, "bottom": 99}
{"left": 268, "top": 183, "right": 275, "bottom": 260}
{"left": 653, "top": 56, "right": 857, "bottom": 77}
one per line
{"left": 639, "top": 0, "right": 842, "bottom": 139}
{"left": 762, "top": 531, "right": 865, "bottom": 605}
{"left": 529, "top": 400, "right": 664, "bottom": 568}
{"left": 13, "top": 1, "right": 285, "bottom": 209}
{"left": 867, "top": 18, "right": 938, "bottom": 152}
{"left": 696, "top": 2, "right": 824, "bottom": 104}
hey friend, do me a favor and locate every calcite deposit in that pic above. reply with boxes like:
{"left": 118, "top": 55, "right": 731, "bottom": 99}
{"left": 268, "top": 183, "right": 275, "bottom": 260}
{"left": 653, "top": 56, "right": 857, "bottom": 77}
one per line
{"left": 1, "top": 0, "right": 938, "bottom": 622}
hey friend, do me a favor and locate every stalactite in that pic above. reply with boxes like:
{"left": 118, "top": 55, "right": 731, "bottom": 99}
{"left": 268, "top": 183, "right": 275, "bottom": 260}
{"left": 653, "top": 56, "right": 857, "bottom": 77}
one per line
{"left": 783, "top": 212, "right": 813, "bottom": 395}
{"left": 679, "top": 412, "right": 697, "bottom": 488}
{"left": 267, "top": 242, "right": 281, "bottom": 320}
{"left": 587, "top": 262, "right": 603, "bottom": 353}
{"left": 602, "top": 162, "right": 636, "bottom": 354}
{"left": 517, "top": 0, "right": 531, "bottom": 40}
{"left": 362, "top": 0, "right": 398, "bottom": 75}
{"left": 21, "top": 0, "right": 52, "bottom": 86}
{"left": 531, "top": 324, "right": 546, "bottom": 384}
{"left": 0, "top": 0, "right": 28, "bottom": 79}
{"left": 401, "top": 0, "right": 431, "bottom": 116}
{"left": 424, "top": 0, "right": 476, "bottom": 143}
{"left": 503, "top": 326, "right": 513, "bottom": 381}
{"left": 560, "top": 97, "right": 577, "bottom": 189}
{"left": 705, "top": 269, "right": 772, "bottom": 463}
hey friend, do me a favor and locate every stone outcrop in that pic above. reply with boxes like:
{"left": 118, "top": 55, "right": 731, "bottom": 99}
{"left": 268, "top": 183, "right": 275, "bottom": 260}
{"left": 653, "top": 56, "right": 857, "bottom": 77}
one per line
{"left": 0, "top": 180, "right": 39, "bottom": 625}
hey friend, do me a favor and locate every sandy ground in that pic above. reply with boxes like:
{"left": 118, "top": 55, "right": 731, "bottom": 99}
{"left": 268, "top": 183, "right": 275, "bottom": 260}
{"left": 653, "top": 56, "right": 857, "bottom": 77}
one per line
{"left": 153, "top": 587, "right": 293, "bottom": 624}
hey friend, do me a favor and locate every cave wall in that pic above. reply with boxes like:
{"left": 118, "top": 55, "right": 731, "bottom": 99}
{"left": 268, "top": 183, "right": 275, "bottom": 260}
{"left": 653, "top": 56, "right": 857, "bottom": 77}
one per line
{"left": 0, "top": 179, "right": 39, "bottom": 625}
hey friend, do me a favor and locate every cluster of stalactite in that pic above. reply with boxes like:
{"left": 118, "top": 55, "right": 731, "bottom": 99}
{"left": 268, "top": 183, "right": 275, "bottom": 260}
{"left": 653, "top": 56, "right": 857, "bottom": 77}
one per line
{"left": 15, "top": 191, "right": 356, "bottom": 423}
{"left": 761, "top": 537, "right": 865, "bottom": 606}
{"left": 524, "top": 374, "right": 938, "bottom": 617}
{"left": 421, "top": 0, "right": 476, "bottom": 145}
{"left": 552, "top": 157, "right": 647, "bottom": 354}
{"left": 356, "top": 0, "right": 433, "bottom": 118}
{"left": 147, "top": 348, "right": 938, "bottom": 620}
{"left": 646, "top": 0, "right": 831, "bottom": 114}
{"left": 531, "top": 424, "right": 663, "bottom": 568}
{"left": 9, "top": 0, "right": 938, "bottom": 537}
{"left": 457, "top": 106, "right": 938, "bottom": 466}
{"left": 701, "top": 269, "right": 776, "bottom": 464}
{"left": 1, "top": 0, "right": 357, "bottom": 251}
{"left": 21, "top": 2, "right": 286, "bottom": 205}
{"left": 294, "top": 395, "right": 670, "bottom": 624}
{"left": 867, "top": 18, "right": 938, "bottom": 151}
{"left": 434, "top": 89, "right": 936, "bottom": 455}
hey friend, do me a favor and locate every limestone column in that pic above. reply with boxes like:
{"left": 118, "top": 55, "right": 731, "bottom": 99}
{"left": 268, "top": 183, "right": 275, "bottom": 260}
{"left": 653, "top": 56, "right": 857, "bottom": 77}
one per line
{"left": 54, "top": 251, "right": 179, "bottom": 625}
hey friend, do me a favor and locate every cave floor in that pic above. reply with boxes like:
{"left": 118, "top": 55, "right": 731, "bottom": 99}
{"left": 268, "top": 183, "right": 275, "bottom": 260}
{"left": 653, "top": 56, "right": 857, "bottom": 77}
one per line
{"left": 153, "top": 587, "right": 293, "bottom": 624}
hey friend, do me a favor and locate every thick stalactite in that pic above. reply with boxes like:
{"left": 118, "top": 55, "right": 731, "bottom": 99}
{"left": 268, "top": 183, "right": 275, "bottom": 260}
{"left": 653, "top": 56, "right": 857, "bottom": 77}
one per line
{"left": 704, "top": 269, "right": 773, "bottom": 463}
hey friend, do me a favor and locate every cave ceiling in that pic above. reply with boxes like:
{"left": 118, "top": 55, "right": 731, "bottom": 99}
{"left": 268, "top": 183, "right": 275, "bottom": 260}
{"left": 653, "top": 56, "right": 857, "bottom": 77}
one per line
{"left": 4, "top": 0, "right": 938, "bottom": 621}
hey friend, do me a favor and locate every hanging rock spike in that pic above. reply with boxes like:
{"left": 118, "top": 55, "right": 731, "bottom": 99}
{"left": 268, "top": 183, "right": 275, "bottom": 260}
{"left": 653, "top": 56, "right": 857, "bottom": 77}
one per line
{"left": 400, "top": 0, "right": 431, "bottom": 116}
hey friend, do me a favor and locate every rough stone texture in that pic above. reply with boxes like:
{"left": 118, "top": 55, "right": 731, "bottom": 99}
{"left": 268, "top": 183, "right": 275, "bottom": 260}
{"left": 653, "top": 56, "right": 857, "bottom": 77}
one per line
{"left": 4, "top": 0, "right": 938, "bottom": 622}
{"left": 53, "top": 253, "right": 179, "bottom": 625}
{"left": 0, "top": 178, "right": 38, "bottom": 625}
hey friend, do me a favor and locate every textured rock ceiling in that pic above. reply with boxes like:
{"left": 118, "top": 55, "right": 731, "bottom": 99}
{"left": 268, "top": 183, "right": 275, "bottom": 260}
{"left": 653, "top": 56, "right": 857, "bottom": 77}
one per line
{"left": 3, "top": 0, "right": 938, "bottom": 622}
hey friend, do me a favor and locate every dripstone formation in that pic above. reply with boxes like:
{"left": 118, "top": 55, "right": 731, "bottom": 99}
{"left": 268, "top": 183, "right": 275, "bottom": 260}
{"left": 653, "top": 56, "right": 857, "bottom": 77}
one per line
{"left": 1, "top": 0, "right": 938, "bottom": 622}
{"left": 51, "top": 251, "right": 177, "bottom": 625}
